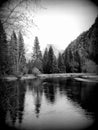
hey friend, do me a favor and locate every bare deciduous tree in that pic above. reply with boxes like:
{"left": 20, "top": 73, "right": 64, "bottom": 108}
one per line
{"left": 0, "top": 0, "right": 41, "bottom": 37}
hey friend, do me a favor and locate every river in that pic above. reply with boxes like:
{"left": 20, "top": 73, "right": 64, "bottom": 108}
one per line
{"left": 0, "top": 77, "right": 97, "bottom": 130}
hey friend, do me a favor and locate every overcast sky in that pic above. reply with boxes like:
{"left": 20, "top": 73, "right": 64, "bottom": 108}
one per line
{"left": 23, "top": 0, "right": 98, "bottom": 54}
{"left": 1, "top": 0, "right": 98, "bottom": 58}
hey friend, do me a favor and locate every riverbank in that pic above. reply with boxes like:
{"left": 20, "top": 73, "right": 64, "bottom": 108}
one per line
{"left": 1, "top": 73, "right": 98, "bottom": 82}
{"left": 38, "top": 73, "right": 97, "bottom": 78}
{"left": 38, "top": 73, "right": 98, "bottom": 82}
{"left": 0, "top": 74, "right": 36, "bottom": 81}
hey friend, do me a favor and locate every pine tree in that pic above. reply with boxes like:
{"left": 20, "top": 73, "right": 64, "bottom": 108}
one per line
{"left": 52, "top": 55, "right": 59, "bottom": 73}
{"left": 58, "top": 53, "right": 66, "bottom": 73}
{"left": 47, "top": 46, "right": 58, "bottom": 74}
{"left": 64, "top": 49, "right": 73, "bottom": 72}
{"left": 8, "top": 31, "right": 18, "bottom": 75}
{"left": 47, "top": 46, "right": 54, "bottom": 73}
{"left": 32, "top": 36, "right": 42, "bottom": 61}
{"left": 74, "top": 51, "right": 81, "bottom": 72}
{"left": 31, "top": 36, "right": 43, "bottom": 72}
{"left": 18, "top": 31, "right": 26, "bottom": 74}
{"left": 0, "top": 20, "right": 9, "bottom": 76}
{"left": 42, "top": 48, "right": 48, "bottom": 73}
{"left": 8, "top": 31, "right": 26, "bottom": 75}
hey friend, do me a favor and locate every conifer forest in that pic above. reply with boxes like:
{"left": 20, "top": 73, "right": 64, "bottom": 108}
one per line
{"left": 0, "top": 1, "right": 98, "bottom": 130}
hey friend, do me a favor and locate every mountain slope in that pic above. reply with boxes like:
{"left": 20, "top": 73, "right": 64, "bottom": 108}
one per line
{"left": 63, "top": 16, "right": 98, "bottom": 73}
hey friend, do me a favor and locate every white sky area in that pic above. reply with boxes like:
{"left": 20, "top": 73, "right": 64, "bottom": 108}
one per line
{"left": 21, "top": 0, "right": 98, "bottom": 58}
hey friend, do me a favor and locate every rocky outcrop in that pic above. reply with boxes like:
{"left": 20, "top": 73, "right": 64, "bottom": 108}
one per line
{"left": 63, "top": 16, "right": 98, "bottom": 73}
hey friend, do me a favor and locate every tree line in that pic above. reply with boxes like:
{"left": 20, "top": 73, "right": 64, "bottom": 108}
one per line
{"left": 0, "top": 20, "right": 66, "bottom": 77}
{"left": 1, "top": 15, "right": 97, "bottom": 76}
{"left": 27, "top": 36, "right": 66, "bottom": 74}
{"left": 0, "top": 20, "right": 26, "bottom": 77}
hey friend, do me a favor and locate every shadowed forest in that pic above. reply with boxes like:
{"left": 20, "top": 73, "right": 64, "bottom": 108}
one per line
{"left": 0, "top": 15, "right": 98, "bottom": 77}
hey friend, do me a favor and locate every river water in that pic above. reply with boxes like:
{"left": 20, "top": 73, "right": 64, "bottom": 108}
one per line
{"left": 0, "top": 77, "right": 97, "bottom": 130}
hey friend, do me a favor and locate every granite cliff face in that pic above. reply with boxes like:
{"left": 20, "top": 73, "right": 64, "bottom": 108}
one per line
{"left": 63, "top": 16, "right": 98, "bottom": 73}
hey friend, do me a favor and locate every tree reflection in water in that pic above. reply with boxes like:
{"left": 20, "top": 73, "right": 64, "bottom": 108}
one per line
{"left": 0, "top": 79, "right": 26, "bottom": 129}
{"left": 43, "top": 77, "right": 97, "bottom": 117}
{"left": 28, "top": 78, "right": 43, "bottom": 118}
{"left": 43, "top": 81, "right": 57, "bottom": 104}
{"left": 0, "top": 77, "right": 97, "bottom": 130}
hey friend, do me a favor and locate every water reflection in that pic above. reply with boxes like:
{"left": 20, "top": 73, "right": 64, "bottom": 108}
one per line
{"left": 43, "top": 81, "right": 57, "bottom": 104}
{"left": 0, "top": 77, "right": 97, "bottom": 130}
{"left": 43, "top": 78, "right": 96, "bottom": 116}
{"left": 27, "top": 78, "right": 43, "bottom": 118}
{"left": 0, "top": 79, "right": 26, "bottom": 128}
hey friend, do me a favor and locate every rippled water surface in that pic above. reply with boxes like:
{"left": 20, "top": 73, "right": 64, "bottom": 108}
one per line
{"left": 0, "top": 77, "right": 97, "bottom": 130}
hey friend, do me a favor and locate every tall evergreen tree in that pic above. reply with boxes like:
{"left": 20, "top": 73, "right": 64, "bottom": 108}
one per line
{"left": 31, "top": 36, "right": 43, "bottom": 72}
{"left": 8, "top": 31, "right": 18, "bottom": 75}
{"left": 74, "top": 51, "right": 81, "bottom": 72}
{"left": 47, "top": 46, "right": 54, "bottom": 73}
{"left": 18, "top": 31, "right": 26, "bottom": 74}
{"left": 47, "top": 46, "right": 58, "bottom": 74}
{"left": 32, "top": 36, "right": 42, "bottom": 61}
{"left": 0, "top": 20, "right": 9, "bottom": 76}
{"left": 52, "top": 55, "right": 59, "bottom": 73}
{"left": 58, "top": 53, "right": 66, "bottom": 73}
{"left": 8, "top": 31, "right": 26, "bottom": 75}
{"left": 42, "top": 48, "right": 48, "bottom": 73}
